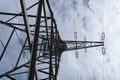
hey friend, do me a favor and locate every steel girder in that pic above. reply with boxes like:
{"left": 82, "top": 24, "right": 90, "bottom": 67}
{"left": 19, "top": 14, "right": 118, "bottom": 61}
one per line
{"left": 0, "top": 0, "right": 60, "bottom": 80}
{"left": 0, "top": 0, "right": 104, "bottom": 80}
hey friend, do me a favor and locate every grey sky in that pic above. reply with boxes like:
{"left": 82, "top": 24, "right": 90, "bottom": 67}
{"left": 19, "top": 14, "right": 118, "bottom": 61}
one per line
{"left": 0, "top": 0, "right": 120, "bottom": 80}
{"left": 51, "top": 0, "right": 120, "bottom": 80}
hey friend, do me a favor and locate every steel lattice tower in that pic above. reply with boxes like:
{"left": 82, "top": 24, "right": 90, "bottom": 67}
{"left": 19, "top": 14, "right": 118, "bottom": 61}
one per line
{"left": 0, "top": 0, "right": 104, "bottom": 80}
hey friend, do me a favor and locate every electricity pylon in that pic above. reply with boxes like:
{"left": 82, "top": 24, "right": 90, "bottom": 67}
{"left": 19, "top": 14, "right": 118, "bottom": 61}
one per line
{"left": 0, "top": 0, "right": 104, "bottom": 80}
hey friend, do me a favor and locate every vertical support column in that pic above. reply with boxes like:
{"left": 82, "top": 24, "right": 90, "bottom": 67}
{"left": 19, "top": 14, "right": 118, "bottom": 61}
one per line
{"left": 55, "top": 30, "right": 59, "bottom": 80}
{"left": 45, "top": 0, "right": 55, "bottom": 79}
{"left": 28, "top": 0, "right": 43, "bottom": 80}
{"left": 20, "top": 0, "right": 32, "bottom": 50}
{"left": 49, "top": 13, "right": 53, "bottom": 80}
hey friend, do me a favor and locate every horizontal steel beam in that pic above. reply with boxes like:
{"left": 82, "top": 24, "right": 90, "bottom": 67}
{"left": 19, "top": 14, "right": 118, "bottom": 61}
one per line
{"left": 0, "top": 62, "right": 29, "bottom": 78}
{"left": 64, "top": 40, "right": 104, "bottom": 51}
{"left": 0, "top": 12, "right": 51, "bottom": 19}
{"left": 0, "top": 20, "right": 25, "bottom": 31}
{"left": 6, "top": 2, "right": 39, "bottom": 22}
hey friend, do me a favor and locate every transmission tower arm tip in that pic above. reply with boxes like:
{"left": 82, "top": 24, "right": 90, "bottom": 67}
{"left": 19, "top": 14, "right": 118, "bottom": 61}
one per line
{"left": 63, "top": 40, "right": 104, "bottom": 51}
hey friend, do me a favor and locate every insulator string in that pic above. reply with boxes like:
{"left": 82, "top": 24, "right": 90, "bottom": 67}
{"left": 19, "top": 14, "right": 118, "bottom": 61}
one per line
{"left": 74, "top": 32, "right": 77, "bottom": 40}
{"left": 74, "top": 13, "right": 80, "bottom": 80}
{"left": 82, "top": 3, "right": 87, "bottom": 80}
{"left": 75, "top": 50, "right": 79, "bottom": 59}
{"left": 74, "top": 13, "right": 79, "bottom": 59}
{"left": 101, "top": 0, "right": 105, "bottom": 80}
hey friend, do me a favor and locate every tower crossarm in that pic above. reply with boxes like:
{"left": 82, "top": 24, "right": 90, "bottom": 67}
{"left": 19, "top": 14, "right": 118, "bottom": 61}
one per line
{"left": 64, "top": 40, "right": 104, "bottom": 51}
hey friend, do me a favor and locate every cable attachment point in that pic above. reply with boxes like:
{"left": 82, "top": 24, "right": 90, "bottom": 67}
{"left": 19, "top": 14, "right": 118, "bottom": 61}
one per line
{"left": 101, "top": 32, "right": 105, "bottom": 55}
{"left": 84, "top": 37, "right": 87, "bottom": 53}
{"left": 74, "top": 32, "right": 79, "bottom": 58}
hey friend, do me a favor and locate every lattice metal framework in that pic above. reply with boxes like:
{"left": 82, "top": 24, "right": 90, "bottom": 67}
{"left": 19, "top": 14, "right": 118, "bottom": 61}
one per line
{"left": 0, "top": 0, "right": 104, "bottom": 80}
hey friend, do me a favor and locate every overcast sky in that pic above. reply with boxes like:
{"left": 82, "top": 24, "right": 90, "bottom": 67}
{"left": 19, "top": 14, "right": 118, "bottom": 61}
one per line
{"left": 0, "top": 0, "right": 120, "bottom": 80}
{"left": 51, "top": 0, "right": 120, "bottom": 80}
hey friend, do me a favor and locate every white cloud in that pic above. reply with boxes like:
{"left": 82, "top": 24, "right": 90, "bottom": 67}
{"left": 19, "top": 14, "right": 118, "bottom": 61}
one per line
{"left": 51, "top": 0, "right": 120, "bottom": 80}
